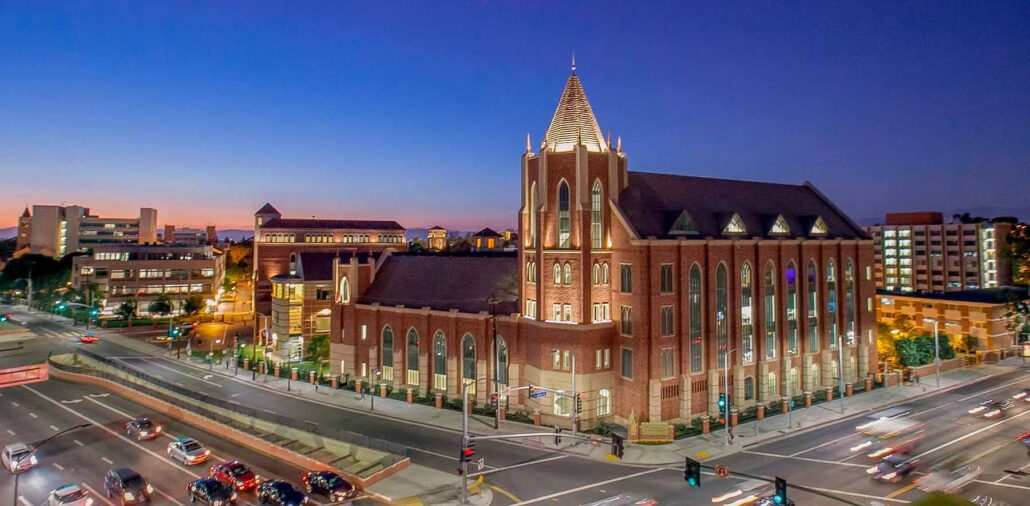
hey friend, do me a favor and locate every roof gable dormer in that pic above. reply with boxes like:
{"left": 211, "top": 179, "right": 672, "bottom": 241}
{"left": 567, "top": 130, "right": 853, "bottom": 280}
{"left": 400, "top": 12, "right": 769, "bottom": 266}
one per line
{"left": 723, "top": 213, "right": 747, "bottom": 235}
{"left": 669, "top": 211, "right": 700, "bottom": 236}
{"left": 810, "top": 216, "right": 829, "bottom": 236}
{"left": 770, "top": 214, "right": 790, "bottom": 236}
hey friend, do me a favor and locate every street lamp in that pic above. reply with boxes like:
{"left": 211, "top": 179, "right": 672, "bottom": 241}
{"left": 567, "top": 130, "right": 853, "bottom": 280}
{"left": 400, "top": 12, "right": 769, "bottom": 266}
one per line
{"left": 922, "top": 318, "right": 944, "bottom": 387}
{"left": 370, "top": 368, "right": 382, "bottom": 412}
{"left": 721, "top": 346, "right": 738, "bottom": 446}
{"left": 11, "top": 423, "right": 91, "bottom": 505}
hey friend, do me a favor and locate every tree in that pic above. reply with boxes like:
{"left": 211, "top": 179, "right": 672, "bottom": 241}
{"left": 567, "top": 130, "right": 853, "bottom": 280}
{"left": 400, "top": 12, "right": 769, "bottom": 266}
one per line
{"left": 148, "top": 295, "right": 173, "bottom": 317}
{"left": 1007, "top": 223, "right": 1030, "bottom": 283}
{"left": 182, "top": 294, "right": 205, "bottom": 316}
{"left": 115, "top": 299, "right": 138, "bottom": 321}
{"left": 306, "top": 334, "right": 330, "bottom": 374}
{"left": 876, "top": 322, "right": 900, "bottom": 369}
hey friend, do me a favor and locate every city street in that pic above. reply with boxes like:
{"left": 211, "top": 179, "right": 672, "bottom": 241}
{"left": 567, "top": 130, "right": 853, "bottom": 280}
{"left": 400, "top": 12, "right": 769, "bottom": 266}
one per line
{"left": 2, "top": 305, "right": 1029, "bottom": 505}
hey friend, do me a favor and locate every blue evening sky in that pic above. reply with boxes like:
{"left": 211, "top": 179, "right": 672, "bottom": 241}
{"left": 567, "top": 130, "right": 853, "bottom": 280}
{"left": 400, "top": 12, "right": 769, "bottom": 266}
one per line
{"left": 1, "top": 1, "right": 1028, "bottom": 230}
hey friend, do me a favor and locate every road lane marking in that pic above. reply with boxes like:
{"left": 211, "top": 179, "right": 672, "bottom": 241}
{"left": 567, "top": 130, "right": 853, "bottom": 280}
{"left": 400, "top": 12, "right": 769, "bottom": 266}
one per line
{"left": 956, "top": 378, "right": 1028, "bottom": 403}
{"left": 153, "top": 486, "right": 185, "bottom": 505}
{"left": 11, "top": 401, "right": 18, "bottom": 407}
{"left": 488, "top": 482, "right": 522, "bottom": 503}
{"left": 20, "top": 385, "right": 203, "bottom": 481}
{"left": 17, "top": 496, "right": 31, "bottom": 506}
{"left": 263, "top": 409, "right": 277, "bottom": 414}
{"left": 101, "top": 456, "right": 113, "bottom": 464}
{"left": 61, "top": 399, "right": 83, "bottom": 404}
{"left": 469, "top": 454, "right": 567, "bottom": 477}
{"left": 80, "top": 482, "right": 116, "bottom": 506}
{"left": 88, "top": 393, "right": 110, "bottom": 398}
{"left": 6, "top": 429, "right": 14, "bottom": 436}
{"left": 973, "top": 479, "right": 1030, "bottom": 491}
{"left": 28, "top": 412, "right": 37, "bottom": 418}
{"left": 515, "top": 467, "right": 666, "bottom": 504}
{"left": 74, "top": 439, "right": 84, "bottom": 447}
{"left": 914, "top": 409, "right": 1030, "bottom": 459}
{"left": 802, "top": 485, "right": 910, "bottom": 504}
{"left": 996, "top": 460, "right": 1030, "bottom": 483}
{"left": 114, "top": 357, "right": 223, "bottom": 387}
{"left": 789, "top": 430, "right": 860, "bottom": 456}
{"left": 744, "top": 450, "right": 868, "bottom": 468}
{"left": 958, "top": 438, "right": 1017, "bottom": 467}
{"left": 887, "top": 482, "right": 919, "bottom": 498}
{"left": 50, "top": 424, "right": 59, "bottom": 431}
{"left": 53, "top": 462, "right": 64, "bottom": 471}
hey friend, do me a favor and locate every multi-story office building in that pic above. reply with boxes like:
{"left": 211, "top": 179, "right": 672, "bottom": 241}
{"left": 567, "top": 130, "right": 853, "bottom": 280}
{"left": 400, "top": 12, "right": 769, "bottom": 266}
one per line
{"left": 23, "top": 205, "right": 158, "bottom": 257}
{"left": 71, "top": 244, "right": 225, "bottom": 314}
{"left": 876, "top": 286, "right": 1028, "bottom": 353}
{"left": 329, "top": 66, "right": 878, "bottom": 428}
{"left": 163, "top": 225, "right": 217, "bottom": 246}
{"left": 865, "top": 212, "right": 1015, "bottom": 293}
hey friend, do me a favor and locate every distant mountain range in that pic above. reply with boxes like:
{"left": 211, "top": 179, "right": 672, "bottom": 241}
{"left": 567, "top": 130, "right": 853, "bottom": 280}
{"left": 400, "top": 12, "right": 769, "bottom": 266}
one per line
{"left": 0, "top": 227, "right": 15, "bottom": 240}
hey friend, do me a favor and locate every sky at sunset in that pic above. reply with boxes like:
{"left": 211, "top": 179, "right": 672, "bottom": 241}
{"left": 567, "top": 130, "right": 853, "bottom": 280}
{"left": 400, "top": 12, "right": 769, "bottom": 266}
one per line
{"left": 2, "top": 1, "right": 1029, "bottom": 230}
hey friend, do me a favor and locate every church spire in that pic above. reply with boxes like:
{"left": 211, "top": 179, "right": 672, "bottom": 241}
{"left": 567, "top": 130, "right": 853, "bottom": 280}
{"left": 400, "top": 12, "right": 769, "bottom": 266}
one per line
{"left": 525, "top": 132, "right": 532, "bottom": 153}
{"left": 543, "top": 61, "right": 607, "bottom": 153}
{"left": 571, "top": 52, "right": 576, "bottom": 75}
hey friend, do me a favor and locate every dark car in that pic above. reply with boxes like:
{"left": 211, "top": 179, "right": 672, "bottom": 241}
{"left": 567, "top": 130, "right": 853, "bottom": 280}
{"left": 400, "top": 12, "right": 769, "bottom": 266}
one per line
{"left": 256, "top": 480, "right": 307, "bottom": 505}
{"left": 104, "top": 468, "right": 153, "bottom": 504}
{"left": 187, "top": 478, "right": 238, "bottom": 505}
{"left": 210, "top": 461, "right": 258, "bottom": 492}
{"left": 867, "top": 454, "right": 919, "bottom": 483}
{"left": 125, "top": 418, "right": 162, "bottom": 440}
{"left": 301, "top": 471, "right": 355, "bottom": 501}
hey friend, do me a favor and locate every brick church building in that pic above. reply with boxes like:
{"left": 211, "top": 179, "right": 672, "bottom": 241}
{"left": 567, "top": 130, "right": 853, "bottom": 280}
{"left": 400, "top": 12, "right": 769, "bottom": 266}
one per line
{"left": 329, "top": 65, "right": 877, "bottom": 428}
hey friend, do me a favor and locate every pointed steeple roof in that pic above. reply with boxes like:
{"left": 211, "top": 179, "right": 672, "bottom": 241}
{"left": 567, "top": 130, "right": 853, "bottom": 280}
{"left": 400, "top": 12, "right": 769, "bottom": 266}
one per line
{"left": 21, "top": 207, "right": 30, "bottom": 218}
{"left": 544, "top": 65, "right": 607, "bottom": 153}
{"left": 255, "top": 202, "right": 280, "bottom": 215}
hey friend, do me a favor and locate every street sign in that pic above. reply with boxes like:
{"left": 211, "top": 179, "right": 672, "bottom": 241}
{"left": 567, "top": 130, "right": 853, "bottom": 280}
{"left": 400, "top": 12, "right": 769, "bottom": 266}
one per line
{"left": 715, "top": 464, "right": 730, "bottom": 479}
{"left": 530, "top": 390, "right": 547, "bottom": 399}
{"left": 477, "top": 458, "right": 485, "bottom": 471}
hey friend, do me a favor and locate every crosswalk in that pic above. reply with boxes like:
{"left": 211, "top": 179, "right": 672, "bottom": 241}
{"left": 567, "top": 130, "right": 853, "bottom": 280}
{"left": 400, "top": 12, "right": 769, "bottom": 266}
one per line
{"left": 32, "top": 328, "right": 84, "bottom": 340}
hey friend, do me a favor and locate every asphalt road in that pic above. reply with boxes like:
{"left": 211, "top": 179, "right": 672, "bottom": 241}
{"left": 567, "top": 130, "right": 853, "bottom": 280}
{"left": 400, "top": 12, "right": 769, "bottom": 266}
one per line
{"left": 3, "top": 304, "right": 1029, "bottom": 505}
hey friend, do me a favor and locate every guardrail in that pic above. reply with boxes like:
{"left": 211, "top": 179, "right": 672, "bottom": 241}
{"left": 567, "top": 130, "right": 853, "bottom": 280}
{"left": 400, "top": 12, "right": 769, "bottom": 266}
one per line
{"left": 73, "top": 347, "right": 409, "bottom": 457}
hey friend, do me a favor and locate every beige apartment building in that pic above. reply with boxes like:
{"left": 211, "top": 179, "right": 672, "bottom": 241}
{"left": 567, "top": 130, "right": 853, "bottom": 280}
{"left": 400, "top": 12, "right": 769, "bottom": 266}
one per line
{"left": 865, "top": 212, "right": 1015, "bottom": 293}
{"left": 22, "top": 205, "right": 158, "bottom": 258}
{"left": 876, "top": 286, "right": 1028, "bottom": 353}
{"left": 72, "top": 244, "right": 225, "bottom": 315}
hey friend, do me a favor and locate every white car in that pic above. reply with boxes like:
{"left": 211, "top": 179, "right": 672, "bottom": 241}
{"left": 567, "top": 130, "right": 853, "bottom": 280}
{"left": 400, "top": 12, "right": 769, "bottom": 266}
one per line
{"left": 2, "top": 442, "right": 37, "bottom": 473}
{"left": 47, "top": 483, "right": 95, "bottom": 506}
{"left": 917, "top": 465, "right": 982, "bottom": 493}
{"left": 167, "top": 437, "right": 210, "bottom": 465}
{"left": 711, "top": 479, "right": 775, "bottom": 506}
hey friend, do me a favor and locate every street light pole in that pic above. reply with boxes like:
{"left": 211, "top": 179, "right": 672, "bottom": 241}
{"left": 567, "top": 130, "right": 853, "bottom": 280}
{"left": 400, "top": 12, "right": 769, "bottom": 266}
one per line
{"left": 370, "top": 368, "right": 381, "bottom": 412}
{"left": 923, "top": 318, "right": 942, "bottom": 387}
{"left": 837, "top": 335, "right": 845, "bottom": 414}
{"left": 723, "top": 347, "right": 738, "bottom": 446}
{"left": 12, "top": 423, "right": 91, "bottom": 505}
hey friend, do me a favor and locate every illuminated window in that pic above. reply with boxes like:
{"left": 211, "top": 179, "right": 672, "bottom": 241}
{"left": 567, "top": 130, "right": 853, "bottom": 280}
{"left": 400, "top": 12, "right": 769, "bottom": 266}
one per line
{"left": 741, "top": 263, "right": 754, "bottom": 364}
{"left": 724, "top": 213, "right": 746, "bottom": 235}
{"left": 716, "top": 264, "right": 729, "bottom": 368}
{"left": 770, "top": 215, "right": 790, "bottom": 235}
{"left": 689, "top": 264, "right": 703, "bottom": 373}
{"left": 591, "top": 180, "right": 603, "bottom": 249}
{"left": 433, "top": 332, "right": 446, "bottom": 390}
{"left": 764, "top": 265, "right": 776, "bottom": 360}
{"left": 557, "top": 181, "right": 570, "bottom": 248}
{"left": 811, "top": 216, "right": 829, "bottom": 235}
{"left": 462, "top": 334, "right": 476, "bottom": 395}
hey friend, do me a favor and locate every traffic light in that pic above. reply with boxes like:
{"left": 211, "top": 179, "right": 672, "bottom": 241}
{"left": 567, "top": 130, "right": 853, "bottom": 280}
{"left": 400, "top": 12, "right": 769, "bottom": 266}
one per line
{"left": 89, "top": 308, "right": 99, "bottom": 317}
{"left": 554, "top": 426, "right": 562, "bottom": 445}
{"left": 685, "top": 457, "right": 701, "bottom": 487}
{"left": 490, "top": 394, "right": 498, "bottom": 408}
{"left": 718, "top": 393, "right": 727, "bottom": 410}
{"left": 0, "top": 314, "right": 7, "bottom": 322}
{"left": 575, "top": 393, "right": 583, "bottom": 414}
{"left": 773, "top": 477, "right": 787, "bottom": 504}
{"left": 611, "top": 434, "right": 625, "bottom": 459}
{"left": 459, "top": 439, "right": 476, "bottom": 464}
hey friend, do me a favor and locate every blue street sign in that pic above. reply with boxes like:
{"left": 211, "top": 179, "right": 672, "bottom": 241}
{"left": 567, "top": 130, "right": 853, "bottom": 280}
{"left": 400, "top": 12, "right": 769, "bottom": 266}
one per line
{"left": 530, "top": 390, "right": 547, "bottom": 399}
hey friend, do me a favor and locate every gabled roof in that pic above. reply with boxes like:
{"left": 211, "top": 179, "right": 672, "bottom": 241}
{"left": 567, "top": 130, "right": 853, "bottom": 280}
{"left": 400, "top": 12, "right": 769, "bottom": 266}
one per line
{"left": 21, "top": 207, "right": 30, "bottom": 218}
{"left": 668, "top": 211, "right": 699, "bottom": 236}
{"left": 261, "top": 218, "right": 405, "bottom": 231}
{"left": 544, "top": 69, "right": 607, "bottom": 153}
{"left": 769, "top": 214, "right": 791, "bottom": 235}
{"left": 474, "top": 227, "right": 502, "bottom": 238}
{"left": 255, "top": 203, "right": 280, "bottom": 215}
{"left": 618, "top": 171, "right": 867, "bottom": 240}
{"left": 359, "top": 254, "right": 519, "bottom": 314}
{"left": 297, "top": 251, "right": 379, "bottom": 281}
{"left": 428, "top": 225, "right": 446, "bottom": 231}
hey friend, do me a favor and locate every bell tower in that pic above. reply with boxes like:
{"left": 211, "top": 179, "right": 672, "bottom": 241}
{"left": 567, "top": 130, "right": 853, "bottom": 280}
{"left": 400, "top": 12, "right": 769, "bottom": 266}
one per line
{"left": 520, "top": 61, "right": 628, "bottom": 324}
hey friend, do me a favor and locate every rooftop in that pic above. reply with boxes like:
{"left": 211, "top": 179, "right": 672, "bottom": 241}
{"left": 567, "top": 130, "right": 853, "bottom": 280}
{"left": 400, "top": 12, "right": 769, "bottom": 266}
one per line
{"left": 359, "top": 253, "right": 518, "bottom": 314}
{"left": 543, "top": 63, "right": 607, "bottom": 153}
{"left": 260, "top": 218, "right": 404, "bottom": 231}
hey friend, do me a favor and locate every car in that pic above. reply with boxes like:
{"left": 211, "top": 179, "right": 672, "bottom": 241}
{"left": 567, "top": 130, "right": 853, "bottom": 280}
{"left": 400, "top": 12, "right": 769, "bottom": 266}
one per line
{"left": 1013, "top": 389, "right": 1030, "bottom": 401}
{"left": 186, "top": 478, "right": 238, "bottom": 505}
{"left": 79, "top": 331, "right": 99, "bottom": 343}
{"left": 256, "top": 480, "right": 307, "bottom": 505}
{"left": 47, "top": 483, "right": 95, "bottom": 506}
{"left": 968, "top": 399, "right": 1014, "bottom": 418}
{"left": 103, "top": 468, "right": 153, "bottom": 505}
{"left": 2, "top": 442, "right": 37, "bottom": 473}
{"left": 710, "top": 478, "right": 774, "bottom": 505}
{"left": 210, "top": 461, "right": 258, "bottom": 492}
{"left": 916, "top": 464, "right": 982, "bottom": 493}
{"left": 864, "top": 432, "right": 924, "bottom": 459}
{"left": 755, "top": 498, "right": 795, "bottom": 506}
{"left": 582, "top": 494, "right": 657, "bottom": 506}
{"left": 867, "top": 454, "right": 919, "bottom": 483}
{"left": 179, "top": 322, "right": 196, "bottom": 336}
{"left": 125, "top": 417, "right": 162, "bottom": 440}
{"left": 301, "top": 471, "right": 355, "bottom": 501}
{"left": 167, "top": 437, "right": 210, "bottom": 465}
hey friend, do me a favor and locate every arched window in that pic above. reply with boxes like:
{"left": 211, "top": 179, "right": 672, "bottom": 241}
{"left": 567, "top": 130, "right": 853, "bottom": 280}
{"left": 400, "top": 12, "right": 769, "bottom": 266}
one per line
{"left": 807, "top": 260, "right": 819, "bottom": 353}
{"left": 462, "top": 334, "right": 477, "bottom": 396}
{"left": 381, "top": 326, "right": 394, "bottom": 379}
{"left": 433, "top": 332, "right": 446, "bottom": 391}
{"left": 289, "top": 253, "right": 297, "bottom": 275}
{"left": 716, "top": 264, "right": 729, "bottom": 368}
{"left": 591, "top": 180, "right": 603, "bottom": 249}
{"left": 592, "top": 263, "right": 600, "bottom": 285}
{"left": 557, "top": 181, "right": 570, "bottom": 248}
{"left": 562, "top": 263, "right": 572, "bottom": 285}
{"left": 689, "top": 264, "right": 703, "bottom": 373}
{"left": 767, "top": 371, "right": 777, "bottom": 399}
{"left": 553, "top": 263, "right": 561, "bottom": 286}
{"left": 826, "top": 260, "right": 837, "bottom": 349}
{"left": 741, "top": 263, "right": 754, "bottom": 364}
{"left": 845, "top": 259, "right": 856, "bottom": 346}
{"left": 764, "top": 265, "right": 777, "bottom": 360}
{"left": 601, "top": 263, "right": 610, "bottom": 284}
{"left": 597, "top": 388, "right": 612, "bottom": 417}
{"left": 744, "top": 376, "right": 755, "bottom": 400}
{"left": 339, "top": 277, "right": 350, "bottom": 304}
{"left": 406, "top": 329, "right": 419, "bottom": 386}
{"left": 495, "top": 336, "right": 508, "bottom": 387}
{"left": 528, "top": 182, "right": 537, "bottom": 247}
{"left": 786, "top": 261, "right": 798, "bottom": 356}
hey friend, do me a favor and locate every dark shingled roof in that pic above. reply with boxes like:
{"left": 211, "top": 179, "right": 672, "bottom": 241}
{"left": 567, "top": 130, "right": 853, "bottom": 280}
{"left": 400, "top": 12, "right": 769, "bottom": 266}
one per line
{"left": 618, "top": 171, "right": 866, "bottom": 240}
{"left": 298, "top": 251, "right": 381, "bottom": 281}
{"left": 877, "top": 286, "right": 1029, "bottom": 304}
{"left": 474, "top": 227, "right": 502, "bottom": 238}
{"left": 359, "top": 254, "right": 519, "bottom": 313}
{"left": 261, "top": 218, "right": 404, "bottom": 231}
{"left": 255, "top": 203, "right": 280, "bottom": 215}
